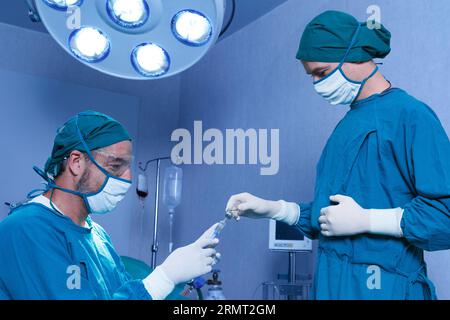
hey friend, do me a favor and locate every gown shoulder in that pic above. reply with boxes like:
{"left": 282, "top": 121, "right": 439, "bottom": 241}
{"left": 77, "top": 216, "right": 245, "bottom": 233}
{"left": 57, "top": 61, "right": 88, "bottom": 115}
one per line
{"left": 383, "top": 88, "right": 439, "bottom": 120}
{"left": 0, "top": 203, "right": 53, "bottom": 232}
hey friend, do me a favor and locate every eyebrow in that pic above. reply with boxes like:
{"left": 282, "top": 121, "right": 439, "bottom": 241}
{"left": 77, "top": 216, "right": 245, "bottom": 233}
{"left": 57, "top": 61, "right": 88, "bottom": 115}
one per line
{"left": 105, "top": 155, "right": 132, "bottom": 165}
{"left": 109, "top": 158, "right": 125, "bottom": 164}
{"left": 110, "top": 156, "right": 132, "bottom": 163}
{"left": 308, "top": 66, "right": 328, "bottom": 75}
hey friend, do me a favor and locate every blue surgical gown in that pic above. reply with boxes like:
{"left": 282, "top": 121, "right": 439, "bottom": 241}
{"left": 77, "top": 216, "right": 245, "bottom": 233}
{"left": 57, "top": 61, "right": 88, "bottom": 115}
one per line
{"left": 0, "top": 203, "right": 152, "bottom": 300}
{"left": 296, "top": 88, "right": 450, "bottom": 300}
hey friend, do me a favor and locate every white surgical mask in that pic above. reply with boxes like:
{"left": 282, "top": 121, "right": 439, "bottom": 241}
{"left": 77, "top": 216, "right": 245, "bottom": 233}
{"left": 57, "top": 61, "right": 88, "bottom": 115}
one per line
{"left": 314, "top": 65, "right": 378, "bottom": 105}
{"left": 313, "top": 24, "right": 378, "bottom": 106}
{"left": 84, "top": 175, "right": 131, "bottom": 215}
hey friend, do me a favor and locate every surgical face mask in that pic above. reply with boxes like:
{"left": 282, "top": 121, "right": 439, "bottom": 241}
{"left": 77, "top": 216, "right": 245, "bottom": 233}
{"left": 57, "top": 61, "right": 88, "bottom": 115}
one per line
{"left": 312, "top": 24, "right": 378, "bottom": 106}
{"left": 59, "top": 159, "right": 131, "bottom": 215}
{"left": 82, "top": 170, "right": 132, "bottom": 215}
{"left": 313, "top": 64, "right": 378, "bottom": 106}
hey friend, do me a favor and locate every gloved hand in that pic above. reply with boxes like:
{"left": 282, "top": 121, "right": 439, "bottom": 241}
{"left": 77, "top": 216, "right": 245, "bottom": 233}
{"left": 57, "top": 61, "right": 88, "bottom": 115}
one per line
{"left": 225, "top": 192, "right": 300, "bottom": 226}
{"left": 319, "top": 195, "right": 404, "bottom": 238}
{"left": 160, "top": 223, "right": 220, "bottom": 284}
{"left": 143, "top": 224, "right": 220, "bottom": 300}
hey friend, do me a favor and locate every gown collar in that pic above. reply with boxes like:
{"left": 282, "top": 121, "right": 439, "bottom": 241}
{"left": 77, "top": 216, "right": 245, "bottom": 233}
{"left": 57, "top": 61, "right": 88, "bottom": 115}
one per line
{"left": 350, "top": 87, "right": 400, "bottom": 110}
{"left": 28, "top": 195, "right": 93, "bottom": 233}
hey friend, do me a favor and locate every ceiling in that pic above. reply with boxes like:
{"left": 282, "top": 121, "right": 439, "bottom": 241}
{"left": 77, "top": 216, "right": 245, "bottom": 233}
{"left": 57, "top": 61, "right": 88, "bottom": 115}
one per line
{"left": 0, "top": 0, "right": 288, "bottom": 39}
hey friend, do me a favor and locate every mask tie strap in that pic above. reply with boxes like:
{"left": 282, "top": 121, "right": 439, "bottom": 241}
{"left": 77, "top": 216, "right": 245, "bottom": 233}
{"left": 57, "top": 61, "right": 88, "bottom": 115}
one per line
{"left": 31, "top": 165, "right": 85, "bottom": 215}
{"left": 351, "top": 65, "right": 379, "bottom": 103}
{"left": 32, "top": 165, "right": 85, "bottom": 198}
{"left": 362, "top": 65, "right": 379, "bottom": 85}
{"left": 75, "top": 115, "right": 112, "bottom": 178}
{"left": 339, "top": 23, "right": 362, "bottom": 67}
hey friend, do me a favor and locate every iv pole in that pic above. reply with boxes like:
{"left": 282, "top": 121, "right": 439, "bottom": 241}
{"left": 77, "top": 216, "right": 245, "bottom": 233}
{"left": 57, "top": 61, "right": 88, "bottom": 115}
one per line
{"left": 139, "top": 156, "right": 171, "bottom": 269}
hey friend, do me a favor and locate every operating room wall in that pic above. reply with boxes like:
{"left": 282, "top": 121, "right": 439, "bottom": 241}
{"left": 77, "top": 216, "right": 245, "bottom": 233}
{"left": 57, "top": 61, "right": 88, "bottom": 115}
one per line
{"left": 0, "top": 23, "right": 182, "bottom": 263}
{"left": 175, "top": 0, "right": 450, "bottom": 299}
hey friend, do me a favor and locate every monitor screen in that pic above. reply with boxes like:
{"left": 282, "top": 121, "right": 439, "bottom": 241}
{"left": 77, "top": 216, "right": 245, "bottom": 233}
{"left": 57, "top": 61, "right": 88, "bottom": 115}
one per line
{"left": 275, "top": 221, "right": 305, "bottom": 241}
{"left": 269, "top": 220, "right": 312, "bottom": 251}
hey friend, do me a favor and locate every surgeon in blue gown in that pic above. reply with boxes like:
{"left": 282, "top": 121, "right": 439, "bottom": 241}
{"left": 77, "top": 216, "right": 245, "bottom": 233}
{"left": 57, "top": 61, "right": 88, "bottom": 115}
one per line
{"left": 0, "top": 111, "right": 220, "bottom": 300}
{"left": 226, "top": 11, "right": 450, "bottom": 300}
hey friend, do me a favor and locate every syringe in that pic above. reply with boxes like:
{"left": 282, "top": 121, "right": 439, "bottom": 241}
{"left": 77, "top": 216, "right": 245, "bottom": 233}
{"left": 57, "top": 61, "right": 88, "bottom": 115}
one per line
{"left": 210, "top": 210, "right": 239, "bottom": 239}
{"left": 210, "top": 218, "right": 228, "bottom": 239}
{"left": 189, "top": 212, "right": 236, "bottom": 287}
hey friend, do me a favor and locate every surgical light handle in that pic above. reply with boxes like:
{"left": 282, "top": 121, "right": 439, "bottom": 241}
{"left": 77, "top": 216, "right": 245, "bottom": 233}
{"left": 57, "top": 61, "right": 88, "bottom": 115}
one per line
{"left": 25, "top": 0, "right": 41, "bottom": 22}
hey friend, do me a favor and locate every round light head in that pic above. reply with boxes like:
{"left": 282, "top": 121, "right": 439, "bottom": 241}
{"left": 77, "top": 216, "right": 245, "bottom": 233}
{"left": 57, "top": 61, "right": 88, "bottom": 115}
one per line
{"left": 35, "top": 0, "right": 225, "bottom": 79}
{"left": 69, "top": 27, "right": 111, "bottom": 63}
{"left": 42, "top": 0, "right": 83, "bottom": 10}
{"left": 131, "top": 43, "right": 170, "bottom": 77}
{"left": 172, "top": 10, "right": 213, "bottom": 46}
{"left": 107, "top": 0, "right": 150, "bottom": 28}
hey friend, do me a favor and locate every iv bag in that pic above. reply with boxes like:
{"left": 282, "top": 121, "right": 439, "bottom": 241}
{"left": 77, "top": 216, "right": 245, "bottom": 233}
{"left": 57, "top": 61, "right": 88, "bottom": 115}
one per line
{"left": 162, "top": 165, "right": 183, "bottom": 213}
{"left": 136, "top": 173, "right": 148, "bottom": 198}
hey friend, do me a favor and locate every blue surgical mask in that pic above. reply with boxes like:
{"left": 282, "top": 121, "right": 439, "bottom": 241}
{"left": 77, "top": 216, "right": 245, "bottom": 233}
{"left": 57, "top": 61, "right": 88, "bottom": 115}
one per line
{"left": 33, "top": 115, "right": 132, "bottom": 215}
{"left": 313, "top": 24, "right": 378, "bottom": 106}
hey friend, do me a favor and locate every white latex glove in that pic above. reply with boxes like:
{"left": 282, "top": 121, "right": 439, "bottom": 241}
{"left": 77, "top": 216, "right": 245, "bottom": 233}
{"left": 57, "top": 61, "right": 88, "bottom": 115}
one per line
{"left": 143, "top": 223, "right": 220, "bottom": 300}
{"left": 319, "top": 195, "right": 404, "bottom": 238}
{"left": 225, "top": 192, "right": 300, "bottom": 226}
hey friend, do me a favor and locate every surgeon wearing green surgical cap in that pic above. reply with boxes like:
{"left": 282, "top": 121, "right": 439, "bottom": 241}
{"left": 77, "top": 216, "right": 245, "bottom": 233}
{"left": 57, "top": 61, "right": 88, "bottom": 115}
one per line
{"left": 227, "top": 10, "right": 450, "bottom": 299}
{"left": 0, "top": 111, "right": 220, "bottom": 300}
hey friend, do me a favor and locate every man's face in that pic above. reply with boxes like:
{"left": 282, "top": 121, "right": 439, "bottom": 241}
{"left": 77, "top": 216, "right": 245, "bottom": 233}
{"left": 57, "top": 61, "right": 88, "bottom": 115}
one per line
{"left": 302, "top": 60, "right": 366, "bottom": 83}
{"left": 77, "top": 140, "right": 133, "bottom": 194}
{"left": 302, "top": 61, "right": 339, "bottom": 82}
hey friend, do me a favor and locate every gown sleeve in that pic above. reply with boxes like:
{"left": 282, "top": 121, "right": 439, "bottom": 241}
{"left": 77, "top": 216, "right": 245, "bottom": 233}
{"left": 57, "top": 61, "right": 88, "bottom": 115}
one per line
{"left": 110, "top": 254, "right": 152, "bottom": 300}
{"left": 295, "top": 202, "right": 319, "bottom": 240}
{"left": 112, "top": 277, "right": 152, "bottom": 300}
{"left": 92, "top": 224, "right": 152, "bottom": 300}
{"left": 396, "top": 104, "right": 450, "bottom": 251}
{"left": 0, "top": 279, "right": 10, "bottom": 300}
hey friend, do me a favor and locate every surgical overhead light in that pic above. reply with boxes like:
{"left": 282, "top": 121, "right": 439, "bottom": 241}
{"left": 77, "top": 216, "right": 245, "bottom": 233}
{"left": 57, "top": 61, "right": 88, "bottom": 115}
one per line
{"left": 106, "top": 0, "right": 149, "bottom": 29}
{"left": 172, "top": 10, "right": 213, "bottom": 46}
{"left": 131, "top": 43, "right": 170, "bottom": 77}
{"left": 69, "top": 27, "right": 110, "bottom": 62}
{"left": 27, "top": 0, "right": 232, "bottom": 80}
{"left": 43, "top": 0, "right": 82, "bottom": 10}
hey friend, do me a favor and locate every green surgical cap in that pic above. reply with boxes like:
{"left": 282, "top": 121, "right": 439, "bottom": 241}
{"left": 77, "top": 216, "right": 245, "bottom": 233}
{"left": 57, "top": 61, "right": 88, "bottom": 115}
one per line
{"left": 44, "top": 111, "right": 131, "bottom": 176}
{"left": 296, "top": 10, "right": 391, "bottom": 62}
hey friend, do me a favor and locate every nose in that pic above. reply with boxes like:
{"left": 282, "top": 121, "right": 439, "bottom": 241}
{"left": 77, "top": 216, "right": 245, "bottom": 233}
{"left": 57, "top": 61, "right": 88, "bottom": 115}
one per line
{"left": 122, "top": 168, "right": 132, "bottom": 181}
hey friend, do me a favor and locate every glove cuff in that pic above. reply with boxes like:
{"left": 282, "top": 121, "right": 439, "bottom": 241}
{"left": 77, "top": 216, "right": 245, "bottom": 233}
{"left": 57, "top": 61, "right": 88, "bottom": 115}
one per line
{"left": 368, "top": 208, "right": 404, "bottom": 238}
{"left": 143, "top": 266, "right": 175, "bottom": 300}
{"left": 272, "top": 200, "right": 301, "bottom": 226}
